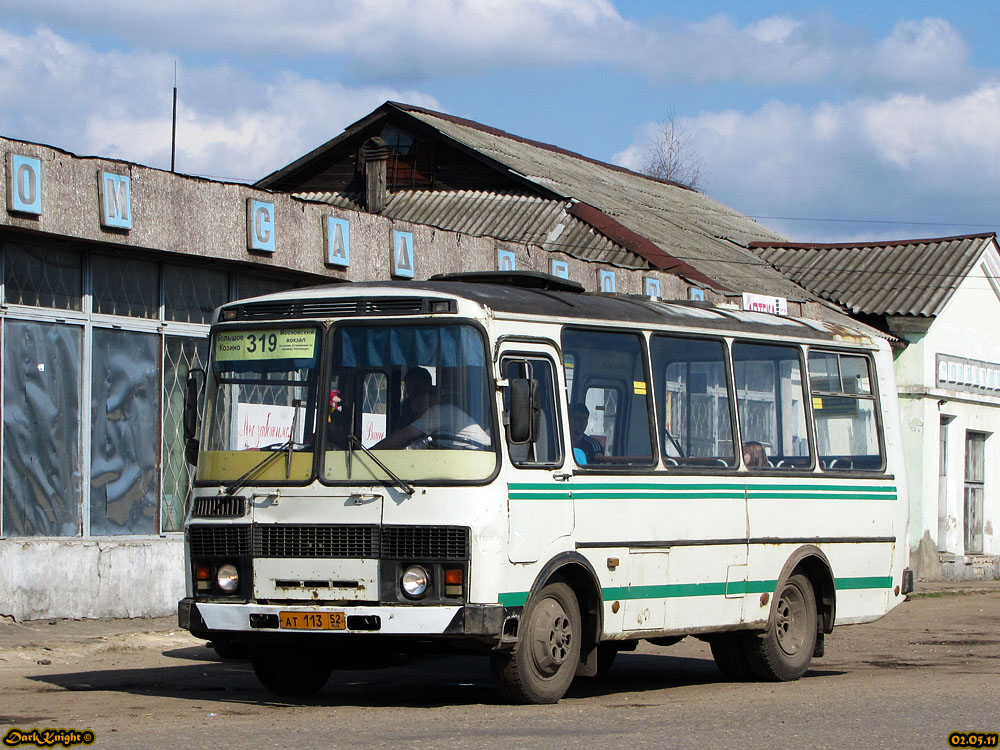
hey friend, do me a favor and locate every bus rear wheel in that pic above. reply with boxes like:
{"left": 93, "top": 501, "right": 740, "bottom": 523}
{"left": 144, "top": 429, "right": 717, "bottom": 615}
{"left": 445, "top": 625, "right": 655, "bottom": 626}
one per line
{"left": 744, "top": 573, "right": 817, "bottom": 681}
{"left": 250, "top": 644, "right": 334, "bottom": 696}
{"left": 490, "top": 582, "right": 581, "bottom": 704}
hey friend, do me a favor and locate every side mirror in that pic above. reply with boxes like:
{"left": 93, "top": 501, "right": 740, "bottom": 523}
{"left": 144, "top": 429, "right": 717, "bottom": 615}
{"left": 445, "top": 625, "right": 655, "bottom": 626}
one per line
{"left": 183, "top": 368, "right": 205, "bottom": 465}
{"left": 507, "top": 378, "right": 539, "bottom": 444}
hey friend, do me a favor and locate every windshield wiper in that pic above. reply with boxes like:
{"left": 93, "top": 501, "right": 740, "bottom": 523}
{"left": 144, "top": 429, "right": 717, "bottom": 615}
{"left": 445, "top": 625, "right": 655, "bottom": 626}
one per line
{"left": 347, "top": 435, "right": 415, "bottom": 496}
{"left": 224, "top": 401, "right": 301, "bottom": 495}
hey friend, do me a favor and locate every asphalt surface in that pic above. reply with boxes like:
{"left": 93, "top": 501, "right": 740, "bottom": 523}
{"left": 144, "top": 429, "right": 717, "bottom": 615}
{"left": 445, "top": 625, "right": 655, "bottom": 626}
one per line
{"left": 1, "top": 578, "right": 998, "bottom": 651}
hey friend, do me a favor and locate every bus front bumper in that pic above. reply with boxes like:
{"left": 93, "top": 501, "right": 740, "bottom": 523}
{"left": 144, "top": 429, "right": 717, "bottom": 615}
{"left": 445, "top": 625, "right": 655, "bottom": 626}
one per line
{"left": 178, "top": 598, "right": 509, "bottom": 638}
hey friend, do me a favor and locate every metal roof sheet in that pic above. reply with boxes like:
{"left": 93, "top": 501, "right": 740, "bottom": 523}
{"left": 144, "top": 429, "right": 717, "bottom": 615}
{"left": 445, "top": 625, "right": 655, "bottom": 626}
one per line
{"left": 750, "top": 234, "right": 997, "bottom": 317}
{"left": 297, "top": 188, "right": 645, "bottom": 268}
{"left": 398, "top": 106, "right": 808, "bottom": 299}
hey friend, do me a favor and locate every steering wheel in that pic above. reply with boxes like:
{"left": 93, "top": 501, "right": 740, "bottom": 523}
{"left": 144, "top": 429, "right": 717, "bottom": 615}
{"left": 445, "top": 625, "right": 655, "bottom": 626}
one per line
{"left": 424, "top": 431, "right": 488, "bottom": 450}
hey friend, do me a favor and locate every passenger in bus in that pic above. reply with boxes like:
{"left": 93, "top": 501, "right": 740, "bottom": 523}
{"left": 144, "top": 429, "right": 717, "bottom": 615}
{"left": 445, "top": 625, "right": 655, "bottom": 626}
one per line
{"left": 742, "top": 441, "right": 768, "bottom": 468}
{"left": 374, "top": 367, "right": 491, "bottom": 450}
{"left": 570, "top": 402, "right": 603, "bottom": 464}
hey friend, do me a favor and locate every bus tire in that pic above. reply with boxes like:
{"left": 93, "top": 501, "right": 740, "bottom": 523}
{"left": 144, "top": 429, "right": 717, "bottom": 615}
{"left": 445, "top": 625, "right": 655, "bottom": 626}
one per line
{"left": 250, "top": 644, "right": 333, "bottom": 696}
{"left": 490, "top": 582, "right": 581, "bottom": 704}
{"left": 709, "top": 634, "right": 754, "bottom": 681}
{"left": 744, "top": 573, "right": 817, "bottom": 681}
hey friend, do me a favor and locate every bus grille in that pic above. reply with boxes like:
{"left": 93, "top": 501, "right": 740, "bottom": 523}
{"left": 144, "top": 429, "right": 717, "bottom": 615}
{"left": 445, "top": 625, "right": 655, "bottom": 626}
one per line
{"left": 188, "top": 525, "right": 251, "bottom": 557}
{"left": 188, "top": 524, "right": 469, "bottom": 560}
{"left": 254, "top": 525, "right": 378, "bottom": 559}
{"left": 381, "top": 526, "right": 469, "bottom": 560}
{"left": 192, "top": 495, "right": 246, "bottom": 518}
{"left": 230, "top": 297, "right": 454, "bottom": 320}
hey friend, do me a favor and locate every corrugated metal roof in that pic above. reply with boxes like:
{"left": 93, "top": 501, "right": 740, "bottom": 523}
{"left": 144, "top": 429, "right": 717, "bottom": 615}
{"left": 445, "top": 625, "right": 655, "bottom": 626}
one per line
{"left": 397, "top": 105, "right": 808, "bottom": 299}
{"left": 750, "top": 234, "right": 997, "bottom": 316}
{"left": 297, "top": 188, "right": 644, "bottom": 268}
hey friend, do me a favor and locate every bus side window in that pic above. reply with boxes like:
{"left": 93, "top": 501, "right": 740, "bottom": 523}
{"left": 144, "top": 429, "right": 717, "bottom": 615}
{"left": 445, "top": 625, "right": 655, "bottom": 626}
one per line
{"left": 561, "top": 329, "right": 655, "bottom": 466}
{"left": 732, "top": 341, "right": 812, "bottom": 470}
{"left": 809, "top": 351, "right": 884, "bottom": 471}
{"left": 502, "top": 357, "right": 562, "bottom": 467}
{"left": 650, "top": 335, "right": 736, "bottom": 467}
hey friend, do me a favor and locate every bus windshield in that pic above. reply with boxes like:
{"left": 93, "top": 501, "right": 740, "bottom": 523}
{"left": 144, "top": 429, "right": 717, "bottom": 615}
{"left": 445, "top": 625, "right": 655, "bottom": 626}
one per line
{"left": 323, "top": 323, "right": 496, "bottom": 482}
{"left": 197, "top": 326, "right": 320, "bottom": 484}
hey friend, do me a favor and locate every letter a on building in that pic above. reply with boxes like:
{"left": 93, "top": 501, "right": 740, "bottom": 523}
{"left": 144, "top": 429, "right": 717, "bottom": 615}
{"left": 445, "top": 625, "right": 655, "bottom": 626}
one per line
{"left": 392, "top": 230, "right": 415, "bottom": 278}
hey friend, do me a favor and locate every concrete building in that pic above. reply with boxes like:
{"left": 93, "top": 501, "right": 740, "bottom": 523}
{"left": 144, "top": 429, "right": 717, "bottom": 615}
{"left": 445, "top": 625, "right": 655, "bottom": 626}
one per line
{"left": 753, "top": 234, "right": 1000, "bottom": 580}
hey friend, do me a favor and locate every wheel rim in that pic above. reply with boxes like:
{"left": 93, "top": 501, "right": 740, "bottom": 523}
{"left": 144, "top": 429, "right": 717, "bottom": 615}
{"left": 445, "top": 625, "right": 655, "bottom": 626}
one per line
{"left": 774, "top": 582, "right": 808, "bottom": 657}
{"left": 529, "top": 596, "right": 574, "bottom": 678}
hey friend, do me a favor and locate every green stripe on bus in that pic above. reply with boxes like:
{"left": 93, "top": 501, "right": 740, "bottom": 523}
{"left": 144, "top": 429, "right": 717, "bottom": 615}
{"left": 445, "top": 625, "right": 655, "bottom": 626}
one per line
{"left": 508, "top": 482, "right": 896, "bottom": 492}
{"left": 498, "top": 575, "right": 892, "bottom": 607}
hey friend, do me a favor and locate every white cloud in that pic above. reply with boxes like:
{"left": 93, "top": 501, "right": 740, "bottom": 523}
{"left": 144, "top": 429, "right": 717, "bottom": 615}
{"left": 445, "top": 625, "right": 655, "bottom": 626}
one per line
{"left": 0, "top": 3, "right": 976, "bottom": 93}
{"left": 0, "top": 27, "right": 439, "bottom": 180}
{"left": 615, "top": 83, "right": 1000, "bottom": 241}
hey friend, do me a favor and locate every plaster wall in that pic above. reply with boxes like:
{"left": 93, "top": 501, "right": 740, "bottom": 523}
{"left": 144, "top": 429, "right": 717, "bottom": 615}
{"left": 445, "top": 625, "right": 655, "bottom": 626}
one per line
{"left": 894, "top": 250, "right": 1000, "bottom": 578}
{"left": 0, "top": 538, "right": 183, "bottom": 621}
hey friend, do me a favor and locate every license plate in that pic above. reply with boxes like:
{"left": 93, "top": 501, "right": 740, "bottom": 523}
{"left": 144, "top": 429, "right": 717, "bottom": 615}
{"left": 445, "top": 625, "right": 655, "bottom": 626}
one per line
{"left": 278, "top": 611, "right": 346, "bottom": 630}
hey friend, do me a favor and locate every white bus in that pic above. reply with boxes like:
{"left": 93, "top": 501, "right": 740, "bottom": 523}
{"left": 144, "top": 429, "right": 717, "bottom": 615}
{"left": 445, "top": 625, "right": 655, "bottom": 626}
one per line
{"left": 178, "top": 272, "right": 912, "bottom": 704}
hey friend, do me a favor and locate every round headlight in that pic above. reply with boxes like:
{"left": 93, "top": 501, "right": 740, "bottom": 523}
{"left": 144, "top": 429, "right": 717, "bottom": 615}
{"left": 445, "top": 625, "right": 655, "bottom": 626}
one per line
{"left": 401, "top": 565, "right": 429, "bottom": 598}
{"left": 216, "top": 563, "right": 240, "bottom": 593}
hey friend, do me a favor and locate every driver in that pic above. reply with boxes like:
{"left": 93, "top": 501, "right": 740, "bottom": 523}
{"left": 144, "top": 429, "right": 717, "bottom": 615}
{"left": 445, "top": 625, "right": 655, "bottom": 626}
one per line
{"left": 373, "top": 367, "right": 491, "bottom": 450}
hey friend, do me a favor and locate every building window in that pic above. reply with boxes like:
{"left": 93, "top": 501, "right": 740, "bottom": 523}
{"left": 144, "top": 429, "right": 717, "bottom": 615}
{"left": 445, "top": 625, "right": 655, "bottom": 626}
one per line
{"left": 164, "top": 265, "right": 228, "bottom": 324}
{"left": 162, "top": 337, "right": 209, "bottom": 532}
{"left": 2, "top": 321, "right": 83, "bottom": 536}
{"left": 90, "top": 329, "right": 160, "bottom": 535}
{"left": 964, "top": 431, "right": 986, "bottom": 554}
{"left": 3, "top": 239, "right": 83, "bottom": 310}
{"left": 92, "top": 255, "right": 159, "bottom": 318}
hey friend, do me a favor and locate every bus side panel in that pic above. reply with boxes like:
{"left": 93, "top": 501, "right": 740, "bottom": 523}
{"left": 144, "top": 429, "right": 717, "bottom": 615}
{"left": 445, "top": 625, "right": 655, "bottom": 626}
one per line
{"left": 573, "top": 484, "right": 749, "bottom": 634}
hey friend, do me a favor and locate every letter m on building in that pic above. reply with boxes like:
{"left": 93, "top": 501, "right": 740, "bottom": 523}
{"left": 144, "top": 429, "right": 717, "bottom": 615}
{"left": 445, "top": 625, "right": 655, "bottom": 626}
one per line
{"left": 99, "top": 171, "right": 132, "bottom": 230}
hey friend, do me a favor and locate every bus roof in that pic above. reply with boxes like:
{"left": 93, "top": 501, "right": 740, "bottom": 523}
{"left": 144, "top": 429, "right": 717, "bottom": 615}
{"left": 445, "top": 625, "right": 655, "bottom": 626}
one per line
{"left": 221, "top": 278, "right": 877, "bottom": 347}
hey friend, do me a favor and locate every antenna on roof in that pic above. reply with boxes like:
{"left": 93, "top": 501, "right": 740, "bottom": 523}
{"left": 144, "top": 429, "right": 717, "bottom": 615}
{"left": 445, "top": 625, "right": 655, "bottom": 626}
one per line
{"left": 170, "top": 62, "right": 178, "bottom": 173}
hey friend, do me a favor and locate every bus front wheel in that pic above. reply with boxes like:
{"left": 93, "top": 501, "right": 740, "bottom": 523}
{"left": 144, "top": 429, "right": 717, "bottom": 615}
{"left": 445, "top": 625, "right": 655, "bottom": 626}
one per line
{"left": 490, "top": 581, "right": 581, "bottom": 704}
{"left": 744, "top": 573, "right": 817, "bottom": 681}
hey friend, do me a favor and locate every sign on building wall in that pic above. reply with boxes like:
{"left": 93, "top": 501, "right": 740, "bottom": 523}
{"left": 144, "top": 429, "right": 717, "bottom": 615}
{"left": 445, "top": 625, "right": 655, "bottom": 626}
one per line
{"left": 937, "top": 354, "right": 1000, "bottom": 395}
{"left": 247, "top": 199, "right": 275, "bottom": 252}
{"left": 392, "top": 230, "right": 415, "bottom": 278}
{"left": 599, "top": 269, "right": 616, "bottom": 293}
{"left": 497, "top": 248, "right": 516, "bottom": 271}
{"left": 550, "top": 260, "right": 569, "bottom": 279}
{"left": 325, "top": 216, "right": 351, "bottom": 267}
{"left": 6, "top": 154, "right": 42, "bottom": 215}
{"left": 99, "top": 171, "right": 132, "bottom": 230}
{"left": 742, "top": 292, "right": 788, "bottom": 315}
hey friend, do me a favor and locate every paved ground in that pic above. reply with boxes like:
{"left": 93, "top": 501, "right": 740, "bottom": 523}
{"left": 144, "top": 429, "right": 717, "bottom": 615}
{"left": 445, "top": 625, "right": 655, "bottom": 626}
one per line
{"left": 0, "top": 580, "right": 996, "bottom": 749}
{"left": 2, "top": 579, "right": 996, "bottom": 650}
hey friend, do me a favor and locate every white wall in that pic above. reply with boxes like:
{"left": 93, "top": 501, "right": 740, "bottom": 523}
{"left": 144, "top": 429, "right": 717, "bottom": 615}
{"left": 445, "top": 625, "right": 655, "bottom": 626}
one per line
{"left": 893, "top": 244, "right": 1000, "bottom": 577}
{"left": 0, "top": 538, "right": 184, "bottom": 621}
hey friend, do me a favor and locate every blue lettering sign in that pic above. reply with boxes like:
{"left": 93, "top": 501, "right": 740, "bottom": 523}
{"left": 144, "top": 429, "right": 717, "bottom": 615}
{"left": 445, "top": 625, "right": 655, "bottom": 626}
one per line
{"left": 599, "top": 269, "right": 616, "bottom": 293}
{"left": 99, "top": 172, "right": 132, "bottom": 229}
{"left": 7, "top": 154, "right": 42, "bottom": 215}
{"left": 497, "top": 249, "right": 516, "bottom": 271}
{"left": 392, "top": 230, "right": 415, "bottom": 278}
{"left": 247, "top": 199, "right": 275, "bottom": 252}
{"left": 326, "top": 216, "right": 350, "bottom": 267}
{"left": 550, "top": 260, "right": 569, "bottom": 279}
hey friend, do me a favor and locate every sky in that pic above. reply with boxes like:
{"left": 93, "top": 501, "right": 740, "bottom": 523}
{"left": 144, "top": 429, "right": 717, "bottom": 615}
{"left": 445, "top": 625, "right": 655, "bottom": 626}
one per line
{"left": 1, "top": 1, "right": 999, "bottom": 242}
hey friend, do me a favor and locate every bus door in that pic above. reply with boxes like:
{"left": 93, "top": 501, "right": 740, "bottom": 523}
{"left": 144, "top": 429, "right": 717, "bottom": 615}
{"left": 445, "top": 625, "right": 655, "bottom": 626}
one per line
{"left": 500, "top": 346, "right": 573, "bottom": 563}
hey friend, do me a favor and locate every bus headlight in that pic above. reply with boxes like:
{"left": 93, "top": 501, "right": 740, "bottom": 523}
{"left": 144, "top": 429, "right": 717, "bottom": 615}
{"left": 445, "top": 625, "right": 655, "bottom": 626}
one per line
{"left": 401, "top": 565, "right": 429, "bottom": 598}
{"left": 216, "top": 563, "right": 240, "bottom": 593}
